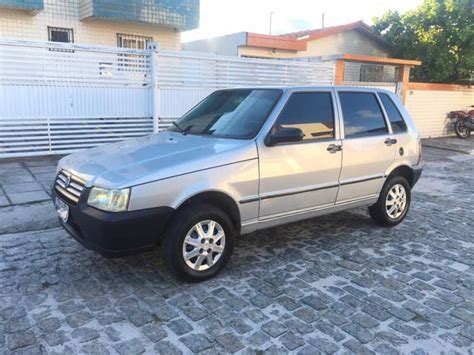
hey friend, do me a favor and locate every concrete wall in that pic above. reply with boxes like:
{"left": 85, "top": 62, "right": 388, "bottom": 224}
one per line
{"left": 405, "top": 84, "right": 474, "bottom": 138}
{"left": 0, "top": 0, "right": 181, "bottom": 50}
{"left": 298, "top": 30, "right": 389, "bottom": 58}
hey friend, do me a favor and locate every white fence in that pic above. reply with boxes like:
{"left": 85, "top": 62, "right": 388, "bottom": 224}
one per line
{"left": 0, "top": 39, "right": 336, "bottom": 158}
{"left": 342, "top": 81, "right": 398, "bottom": 94}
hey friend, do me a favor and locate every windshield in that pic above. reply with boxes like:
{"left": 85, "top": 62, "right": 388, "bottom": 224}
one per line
{"left": 168, "top": 89, "right": 282, "bottom": 139}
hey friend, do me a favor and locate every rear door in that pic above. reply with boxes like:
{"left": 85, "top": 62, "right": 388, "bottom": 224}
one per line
{"left": 336, "top": 90, "right": 397, "bottom": 203}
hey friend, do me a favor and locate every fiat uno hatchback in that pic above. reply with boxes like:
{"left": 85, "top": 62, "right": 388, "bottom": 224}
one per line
{"left": 53, "top": 87, "right": 422, "bottom": 281}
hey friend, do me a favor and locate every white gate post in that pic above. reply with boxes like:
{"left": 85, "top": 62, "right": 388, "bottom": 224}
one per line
{"left": 148, "top": 42, "right": 160, "bottom": 133}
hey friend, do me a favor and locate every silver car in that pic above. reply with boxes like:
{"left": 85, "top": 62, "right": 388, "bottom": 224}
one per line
{"left": 53, "top": 86, "right": 422, "bottom": 281}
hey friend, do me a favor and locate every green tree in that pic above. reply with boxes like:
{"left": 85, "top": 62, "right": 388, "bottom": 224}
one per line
{"left": 373, "top": 0, "right": 474, "bottom": 83}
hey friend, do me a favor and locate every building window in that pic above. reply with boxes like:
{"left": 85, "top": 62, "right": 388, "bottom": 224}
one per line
{"left": 360, "top": 64, "right": 384, "bottom": 82}
{"left": 117, "top": 33, "right": 153, "bottom": 49}
{"left": 48, "top": 27, "right": 74, "bottom": 44}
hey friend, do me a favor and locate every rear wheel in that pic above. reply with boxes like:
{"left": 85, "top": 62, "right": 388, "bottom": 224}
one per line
{"left": 454, "top": 120, "right": 471, "bottom": 138}
{"left": 369, "top": 176, "right": 411, "bottom": 227}
{"left": 162, "top": 203, "right": 234, "bottom": 282}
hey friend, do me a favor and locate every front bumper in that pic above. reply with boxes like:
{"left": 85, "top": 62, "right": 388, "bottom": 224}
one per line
{"left": 52, "top": 189, "right": 174, "bottom": 258}
{"left": 412, "top": 166, "right": 422, "bottom": 187}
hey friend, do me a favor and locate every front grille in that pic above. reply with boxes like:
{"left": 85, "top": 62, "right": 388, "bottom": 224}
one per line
{"left": 54, "top": 170, "right": 86, "bottom": 205}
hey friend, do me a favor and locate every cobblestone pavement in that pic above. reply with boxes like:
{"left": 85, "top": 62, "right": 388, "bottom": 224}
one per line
{"left": 0, "top": 146, "right": 473, "bottom": 354}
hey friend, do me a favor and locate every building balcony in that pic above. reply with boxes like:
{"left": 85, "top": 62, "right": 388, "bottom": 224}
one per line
{"left": 79, "top": 0, "right": 199, "bottom": 31}
{"left": 0, "top": 0, "right": 44, "bottom": 12}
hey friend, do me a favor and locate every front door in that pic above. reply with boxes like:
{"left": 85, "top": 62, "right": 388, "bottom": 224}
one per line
{"left": 258, "top": 90, "right": 342, "bottom": 219}
{"left": 336, "top": 90, "right": 396, "bottom": 203}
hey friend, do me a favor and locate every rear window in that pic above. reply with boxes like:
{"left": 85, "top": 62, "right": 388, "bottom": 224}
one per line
{"left": 379, "top": 93, "right": 408, "bottom": 133}
{"left": 339, "top": 92, "right": 388, "bottom": 138}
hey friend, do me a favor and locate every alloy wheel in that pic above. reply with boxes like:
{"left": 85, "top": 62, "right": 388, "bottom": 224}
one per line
{"left": 182, "top": 220, "right": 226, "bottom": 271}
{"left": 385, "top": 184, "right": 407, "bottom": 219}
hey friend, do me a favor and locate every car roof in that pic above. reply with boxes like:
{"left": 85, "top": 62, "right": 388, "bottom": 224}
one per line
{"left": 221, "top": 86, "right": 396, "bottom": 95}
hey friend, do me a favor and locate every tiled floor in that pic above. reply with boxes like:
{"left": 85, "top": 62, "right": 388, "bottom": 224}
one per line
{"left": 0, "top": 157, "right": 60, "bottom": 207}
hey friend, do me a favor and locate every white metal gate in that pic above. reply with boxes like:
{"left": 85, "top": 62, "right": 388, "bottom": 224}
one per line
{"left": 0, "top": 39, "right": 335, "bottom": 158}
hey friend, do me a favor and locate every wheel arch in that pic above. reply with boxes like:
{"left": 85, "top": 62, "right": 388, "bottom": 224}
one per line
{"left": 175, "top": 190, "right": 241, "bottom": 234}
{"left": 386, "top": 165, "right": 415, "bottom": 187}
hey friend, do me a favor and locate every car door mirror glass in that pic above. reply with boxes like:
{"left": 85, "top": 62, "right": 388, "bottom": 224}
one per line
{"left": 266, "top": 127, "right": 304, "bottom": 146}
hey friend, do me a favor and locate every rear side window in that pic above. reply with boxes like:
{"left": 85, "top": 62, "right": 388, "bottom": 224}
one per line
{"left": 339, "top": 92, "right": 388, "bottom": 138}
{"left": 276, "top": 92, "right": 334, "bottom": 141}
{"left": 379, "top": 93, "right": 407, "bottom": 133}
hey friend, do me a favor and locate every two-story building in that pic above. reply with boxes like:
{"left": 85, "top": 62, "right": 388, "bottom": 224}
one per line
{"left": 0, "top": 0, "right": 199, "bottom": 50}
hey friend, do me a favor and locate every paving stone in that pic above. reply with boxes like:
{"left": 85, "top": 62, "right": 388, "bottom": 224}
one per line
{"left": 342, "top": 323, "right": 374, "bottom": 343}
{"left": 154, "top": 340, "right": 183, "bottom": 355}
{"left": 71, "top": 328, "right": 100, "bottom": 343}
{"left": 301, "top": 295, "right": 328, "bottom": 310}
{"left": 142, "top": 323, "right": 167, "bottom": 343}
{"left": 180, "top": 333, "right": 212, "bottom": 353}
{"left": 43, "top": 331, "right": 69, "bottom": 347}
{"left": 307, "top": 336, "right": 340, "bottom": 353}
{"left": 216, "top": 333, "right": 245, "bottom": 353}
{"left": 424, "top": 298, "right": 452, "bottom": 312}
{"left": 261, "top": 320, "right": 288, "bottom": 338}
{"left": 2, "top": 182, "right": 44, "bottom": 194}
{"left": 4, "top": 317, "right": 31, "bottom": 333}
{"left": 37, "top": 317, "right": 61, "bottom": 332}
{"left": 6, "top": 331, "right": 36, "bottom": 351}
{"left": 247, "top": 331, "right": 270, "bottom": 347}
{"left": 114, "top": 339, "right": 145, "bottom": 355}
{"left": 167, "top": 318, "right": 193, "bottom": 336}
{"left": 343, "top": 339, "right": 375, "bottom": 355}
{"left": 297, "top": 345, "right": 322, "bottom": 355}
{"left": 352, "top": 313, "right": 379, "bottom": 328}
{"left": 8, "top": 191, "right": 50, "bottom": 204}
{"left": 66, "top": 311, "right": 93, "bottom": 328}
{"left": 427, "top": 312, "right": 463, "bottom": 329}
{"left": 362, "top": 303, "right": 392, "bottom": 321}
{"left": 279, "top": 331, "right": 305, "bottom": 350}
{"left": 388, "top": 307, "right": 416, "bottom": 321}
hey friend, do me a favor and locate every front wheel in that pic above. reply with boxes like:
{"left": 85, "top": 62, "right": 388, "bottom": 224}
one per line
{"left": 369, "top": 176, "right": 411, "bottom": 227}
{"left": 162, "top": 203, "right": 235, "bottom": 282}
{"left": 454, "top": 120, "right": 471, "bottom": 138}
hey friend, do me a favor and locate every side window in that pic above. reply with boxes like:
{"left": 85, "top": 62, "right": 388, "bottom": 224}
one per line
{"left": 276, "top": 92, "right": 334, "bottom": 141}
{"left": 339, "top": 92, "right": 388, "bottom": 138}
{"left": 379, "top": 93, "right": 408, "bottom": 133}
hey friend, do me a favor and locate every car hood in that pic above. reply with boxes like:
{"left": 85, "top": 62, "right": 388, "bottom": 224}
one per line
{"left": 58, "top": 131, "right": 257, "bottom": 189}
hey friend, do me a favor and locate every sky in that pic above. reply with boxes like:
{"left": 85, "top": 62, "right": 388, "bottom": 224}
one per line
{"left": 182, "top": 0, "right": 423, "bottom": 42}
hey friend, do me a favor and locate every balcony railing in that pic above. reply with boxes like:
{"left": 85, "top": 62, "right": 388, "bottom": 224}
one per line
{"left": 79, "top": 0, "right": 199, "bottom": 31}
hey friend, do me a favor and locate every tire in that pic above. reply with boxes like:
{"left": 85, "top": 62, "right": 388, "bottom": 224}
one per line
{"left": 369, "top": 176, "right": 411, "bottom": 227}
{"left": 162, "top": 203, "right": 235, "bottom": 282}
{"left": 454, "top": 120, "right": 470, "bottom": 138}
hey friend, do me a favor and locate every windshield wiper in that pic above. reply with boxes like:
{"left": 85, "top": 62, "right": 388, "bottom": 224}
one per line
{"left": 171, "top": 121, "right": 183, "bottom": 133}
{"left": 171, "top": 122, "right": 193, "bottom": 135}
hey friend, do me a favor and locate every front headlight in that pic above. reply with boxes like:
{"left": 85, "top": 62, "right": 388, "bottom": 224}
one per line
{"left": 87, "top": 187, "right": 130, "bottom": 212}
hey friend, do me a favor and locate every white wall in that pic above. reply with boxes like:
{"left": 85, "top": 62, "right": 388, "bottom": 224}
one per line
{"left": 298, "top": 30, "right": 389, "bottom": 58}
{"left": 0, "top": 0, "right": 181, "bottom": 50}
{"left": 405, "top": 88, "right": 474, "bottom": 138}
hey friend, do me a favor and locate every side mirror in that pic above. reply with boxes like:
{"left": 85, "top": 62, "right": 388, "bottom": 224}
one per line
{"left": 266, "top": 127, "right": 304, "bottom": 146}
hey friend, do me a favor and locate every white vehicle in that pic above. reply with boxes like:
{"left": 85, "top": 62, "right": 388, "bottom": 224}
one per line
{"left": 53, "top": 86, "right": 422, "bottom": 281}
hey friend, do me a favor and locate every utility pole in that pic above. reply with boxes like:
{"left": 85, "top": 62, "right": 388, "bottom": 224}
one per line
{"left": 269, "top": 11, "right": 275, "bottom": 35}
{"left": 322, "top": 13, "right": 325, "bottom": 29}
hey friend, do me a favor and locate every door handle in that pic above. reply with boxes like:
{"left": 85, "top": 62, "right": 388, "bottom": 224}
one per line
{"left": 327, "top": 144, "right": 342, "bottom": 153}
{"left": 384, "top": 138, "right": 397, "bottom": 146}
